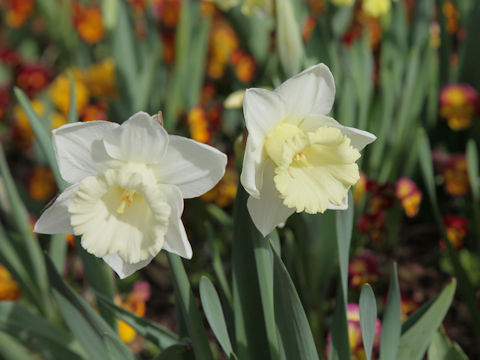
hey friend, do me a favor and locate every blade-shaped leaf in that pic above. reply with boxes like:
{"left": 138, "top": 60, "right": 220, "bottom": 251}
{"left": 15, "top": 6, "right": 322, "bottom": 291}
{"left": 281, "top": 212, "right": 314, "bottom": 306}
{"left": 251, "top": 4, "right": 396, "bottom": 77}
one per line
{"left": 336, "top": 192, "right": 354, "bottom": 296}
{"left": 359, "top": 284, "right": 377, "bottom": 360}
{"left": 45, "top": 255, "right": 134, "bottom": 360}
{"left": 13, "top": 87, "right": 65, "bottom": 188}
{"left": 0, "top": 302, "right": 84, "bottom": 360}
{"left": 167, "top": 253, "right": 214, "bottom": 360}
{"left": 231, "top": 186, "right": 271, "bottom": 360}
{"left": 397, "top": 280, "right": 456, "bottom": 360}
{"left": 427, "top": 330, "right": 468, "bottom": 360}
{"left": 199, "top": 276, "right": 235, "bottom": 357}
{"left": 95, "top": 292, "right": 181, "bottom": 349}
{"left": 271, "top": 242, "right": 319, "bottom": 360}
{"left": 0, "top": 332, "right": 35, "bottom": 360}
{"left": 380, "top": 263, "right": 401, "bottom": 360}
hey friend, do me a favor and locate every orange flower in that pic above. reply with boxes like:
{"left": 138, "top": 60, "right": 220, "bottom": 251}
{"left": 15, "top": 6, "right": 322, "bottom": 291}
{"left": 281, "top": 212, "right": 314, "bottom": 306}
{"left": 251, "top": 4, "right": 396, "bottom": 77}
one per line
{"left": 207, "top": 19, "right": 239, "bottom": 79}
{"left": 308, "top": 0, "right": 325, "bottom": 15}
{"left": 73, "top": 3, "right": 105, "bottom": 44}
{"left": 302, "top": 16, "right": 317, "bottom": 42}
{"left": 395, "top": 177, "right": 422, "bottom": 217}
{"left": 85, "top": 59, "right": 117, "bottom": 98}
{"left": 6, "top": 0, "right": 34, "bottom": 28}
{"left": 201, "top": 165, "right": 238, "bottom": 207}
{"left": 81, "top": 103, "right": 108, "bottom": 122}
{"left": 443, "top": 0, "right": 458, "bottom": 34}
{"left": 440, "top": 215, "right": 468, "bottom": 249}
{"left": 230, "top": 50, "right": 256, "bottom": 83}
{"left": 443, "top": 155, "right": 469, "bottom": 196}
{"left": 188, "top": 106, "right": 211, "bottom": 143}
{"left": 439, "top": 83, "right": 479, "bottom": 131}
{"left": 29, "top": 167, "right": 57, "bottom": 202}
{"left": 0, "top": 264, "right": 21, "bottom": 301}
{"left": 116, "top": 281, "right": 151, "bottom": 344}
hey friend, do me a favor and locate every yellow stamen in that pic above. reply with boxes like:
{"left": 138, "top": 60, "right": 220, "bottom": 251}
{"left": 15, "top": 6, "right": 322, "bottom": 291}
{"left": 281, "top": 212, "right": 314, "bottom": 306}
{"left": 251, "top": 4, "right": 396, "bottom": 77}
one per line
{"left": 293, "top": 152, "right": 313, "bottom": 168}
{"left": 117, "top": 189, "right": 135, "bottom": 214}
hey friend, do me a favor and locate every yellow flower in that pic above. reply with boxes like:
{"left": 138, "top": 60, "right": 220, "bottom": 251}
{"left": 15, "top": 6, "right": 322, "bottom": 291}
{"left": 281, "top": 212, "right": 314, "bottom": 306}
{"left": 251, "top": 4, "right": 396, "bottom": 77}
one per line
{"left": 0, "top": 264, "right": 21, "bottom": 301}
{"left": 50, "top": 73, "right": 89, "bottom": 115}
{"left": 241, "top": 64, "right": 375, "bottom": 236}
{"left": 86, "top": 59, "right": 117, "bottom": 98}
{"left": 362, "top": 0, "right": 391, "bottom": 18}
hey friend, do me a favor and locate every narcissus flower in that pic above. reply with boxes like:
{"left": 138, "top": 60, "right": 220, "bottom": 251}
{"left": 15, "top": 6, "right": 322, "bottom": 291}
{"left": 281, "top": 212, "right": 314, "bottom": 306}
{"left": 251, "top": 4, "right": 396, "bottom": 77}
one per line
{"left": 241, "top": 64, "right": 376, "bottom": 236}
{"left": 34, "top": 112, "right": 227, "bottom": 278}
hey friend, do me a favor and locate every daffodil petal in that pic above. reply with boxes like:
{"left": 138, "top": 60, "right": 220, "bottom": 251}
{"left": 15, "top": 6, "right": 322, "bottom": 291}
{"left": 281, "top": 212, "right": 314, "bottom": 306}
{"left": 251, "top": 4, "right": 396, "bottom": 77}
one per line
{"left": 53, "top": 121, "right": 119, "bottom": 184}
{"left": 243, "top": 88, "right": 286, "bottom": 140}
{"left": 157, "top": 184, "right": 193, "bottom": 259}
{"left": 103, "top": 253, "right": 154, "bottom": 279}
{"left": 247, "top": 161, "right": 295, "bottom": 237}
{"left": 275, "top": 63, "right": 335, "bottom": 120}
{"left": 103, "top": 111, "right": 169, "bottom": 164}
{"left": 33, "top": 184, "right": 79, "bottom": 234}
{"left": 300, "top": 115, "right": 376, "bottom": 151}
{"left": 240, "top": 139, "right": 265, "bottom": 198}
{"left": 156, "top": 136, "right": 227, "bottom": 199}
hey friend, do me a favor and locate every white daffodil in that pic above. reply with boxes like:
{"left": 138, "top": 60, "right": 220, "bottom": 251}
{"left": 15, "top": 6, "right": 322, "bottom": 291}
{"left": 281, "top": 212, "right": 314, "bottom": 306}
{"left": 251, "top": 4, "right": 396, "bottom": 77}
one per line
{"left": 34, "top": 112, "right": 227, "bottom": 278}
{"left": 241, "top": 64, "right": 376, "bottom": 236}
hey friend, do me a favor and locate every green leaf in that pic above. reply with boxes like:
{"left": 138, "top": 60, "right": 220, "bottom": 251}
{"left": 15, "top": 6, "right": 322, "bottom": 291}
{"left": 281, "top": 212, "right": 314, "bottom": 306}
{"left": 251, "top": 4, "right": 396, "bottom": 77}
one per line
{"left": 0, "top": 302, "right": 84, "bottom": 360}
{"left": 0, "top": 332, "right": 34, "bottom": 360}
{"left": 336, "top": 192, "right": 354, "bottom": 296}
{"left": 67, "top": 71, "right": 77, "bottom": 123}
{"left": 458, "top": 1, "right": 480, "bottom": 89}
{"left": 271, "top": 242, "right": 319, "bottom": 360}
{"left": 154, "top": 344, "right": 190, "bottom": 360}
{"left": 199, "top": 277, "right": 235, "bottom": 357}
{"left": 231, "top": 186, "right": 271, "bottom": 360}
{"left": 49, "top": 234, "right": 68, "bottom": 274}
{"left": 427, "top": 330, "right": 468, "bottom": 360}
{"left": 95, "top": 292, "right": 181, "bottom": 349}
{"left": 254, "top": 233, "right": 280, "bottom": 359}
{"left": 75, "top": 238, "right": 117, "bottom": 331}
{"left": 13, "top": 87, "right": 66, "bottom": 188}
{"left": 113, "top": 0, "right": 138, "bottom": 112}
{"left": 417, "top": 128, "right": 480, "bottom": 339}
{"left": 466, "top": 139, "right": 480, "bottom": 202}
{"left": 167, "top": 253, "right": 214, "bottom": 360}
{"left": 0, "top": 145, "right": 54, "bottom": 320}
{"left": 205, "top": 222, "right": 232, "bottom": 305}
{"left": 397, "top": 280, "right": 456, "bottom": 360}
{"left": 45, "top": 256, "right": 134, "bottom": 360}
{"left": 328, "top": 287, "right": 350, "bottom": 360}
{"left": 379, "top": 263, "right": 401, "bottom": 360}
{"left": 359, "top": 284, "right": 377, "bottom": 360}
{"left": 164, "top": 0, "right": 192, "bottom": 130}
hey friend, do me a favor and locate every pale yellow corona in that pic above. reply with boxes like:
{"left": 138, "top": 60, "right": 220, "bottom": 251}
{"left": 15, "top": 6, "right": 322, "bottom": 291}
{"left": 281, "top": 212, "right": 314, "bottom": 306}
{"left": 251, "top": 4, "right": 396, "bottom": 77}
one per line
{"left": 264, "top": 123, "right": 360, "bottom": 213}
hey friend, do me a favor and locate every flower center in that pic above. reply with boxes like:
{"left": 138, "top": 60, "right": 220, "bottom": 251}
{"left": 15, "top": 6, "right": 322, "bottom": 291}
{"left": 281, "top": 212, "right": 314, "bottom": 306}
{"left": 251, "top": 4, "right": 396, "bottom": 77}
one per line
{"left": 68, "top": 168, "right": 171, "bottom": 264}
{"left": 117, "top": 189, "right": 136, "bottom": 214}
